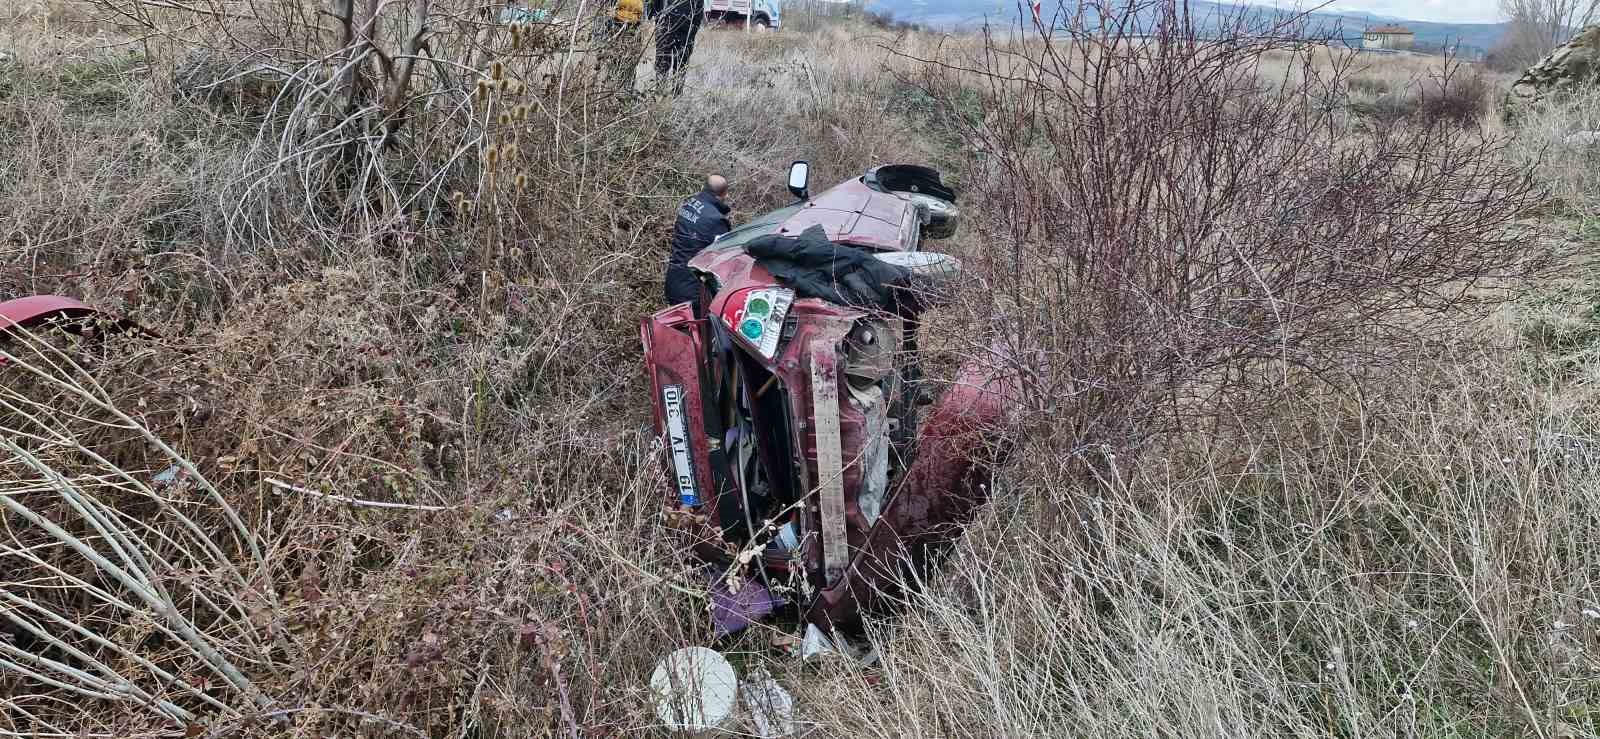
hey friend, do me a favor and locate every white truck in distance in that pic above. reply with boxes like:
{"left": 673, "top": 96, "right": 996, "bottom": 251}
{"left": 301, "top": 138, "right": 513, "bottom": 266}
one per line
{"left": 703, "top": 0, "right": 782, "bottom": 30}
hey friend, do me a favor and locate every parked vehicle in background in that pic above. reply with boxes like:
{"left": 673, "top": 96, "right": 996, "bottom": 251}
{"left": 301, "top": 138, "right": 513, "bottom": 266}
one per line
{"left": 497, "top": 1, "right": 553, "bottom": 23}
{"left": 704, "top": 0, "right": 781, "bottom": 30}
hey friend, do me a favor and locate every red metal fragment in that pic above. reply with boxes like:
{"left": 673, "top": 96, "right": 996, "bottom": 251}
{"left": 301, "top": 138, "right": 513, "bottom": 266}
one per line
{"left": 803, "top": 347, "right": 1021, "bottom": 630}
{"left": 0, "top": 295, "right": 156, "bottom": 338}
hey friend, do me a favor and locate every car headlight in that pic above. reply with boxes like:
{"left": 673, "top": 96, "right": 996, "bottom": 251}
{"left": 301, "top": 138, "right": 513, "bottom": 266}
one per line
{"left": 721, "top": 287, "right": 794, "bottom": 359}
{"left": 907, "top": 193, "right": 959, "bottom": 239}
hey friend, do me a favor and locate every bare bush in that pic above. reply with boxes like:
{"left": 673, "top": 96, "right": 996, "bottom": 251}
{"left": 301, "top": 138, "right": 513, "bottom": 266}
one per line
{"left": 1, "top": 322, "right": 274, "bottom": 734}
{"left": 863, "top": 9, "right": 925, "bottom": 34}
{"left": 85, "top": 0, "right": 648, "bottom": 259}
{"left": 1349, "top": 60, "right": 1494, "bottom": 129}
{"left": 1497, "top": 0, "right": 1598, "bottom": 70}
{"left": 908, "top": 0, "right": 1552, "bottom": 475}
{"left": 805, "top": 335, "right": 1600, "bottom": 736}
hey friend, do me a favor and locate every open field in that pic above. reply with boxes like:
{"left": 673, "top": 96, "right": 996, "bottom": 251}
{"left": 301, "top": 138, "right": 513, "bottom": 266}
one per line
{"left": 5, "top": 0, "right": 1600, "bottom": 736}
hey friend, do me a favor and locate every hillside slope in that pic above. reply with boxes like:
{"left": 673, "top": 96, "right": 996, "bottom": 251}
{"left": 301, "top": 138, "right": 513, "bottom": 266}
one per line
{"left": 878, "top": 0, "right": 1508, "bottom": 51}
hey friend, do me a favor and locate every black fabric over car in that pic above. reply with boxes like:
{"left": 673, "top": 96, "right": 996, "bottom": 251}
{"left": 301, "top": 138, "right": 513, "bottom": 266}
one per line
{"left": 743, "top": 224, "right": 911, "bottom": 311}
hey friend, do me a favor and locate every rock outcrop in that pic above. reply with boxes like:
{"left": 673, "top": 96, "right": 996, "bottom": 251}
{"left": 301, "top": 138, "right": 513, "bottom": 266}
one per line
{"left": 1505, "top": 25, "right": 1600, "bottom": 124}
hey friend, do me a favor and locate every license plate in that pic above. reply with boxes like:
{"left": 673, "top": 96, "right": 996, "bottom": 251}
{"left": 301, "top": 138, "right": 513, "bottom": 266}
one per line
{"left": 662, "top": 385, "right": 699, "bottom": 507}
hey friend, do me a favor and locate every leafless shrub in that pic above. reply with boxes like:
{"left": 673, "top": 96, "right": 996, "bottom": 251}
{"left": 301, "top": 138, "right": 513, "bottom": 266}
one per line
{"left": 1, "top": 321, "right": 274, "bottom": 735}
{"left": 1416, "top": 67, "right": 1493, "bottom": 126}
{"left": 806, "top": 335, "right": 1600, "bottom": 736}
{"left": 1496, "top": 0, "right": 1599, "bottom": 71}
{"left": 907, "top": 0, "right": 1552, "bottom": 477}
{"left": 1345, "top": 74, "right": 1391, "bottom": 96}
{"left": 85, "top": 0, "right": 649, "bottom": 260}
{"left": 1350, "top": 58, "right": 1494, "bottom": 129}
{"left": 863, "top": 9, "right": 924, "bottom": 34}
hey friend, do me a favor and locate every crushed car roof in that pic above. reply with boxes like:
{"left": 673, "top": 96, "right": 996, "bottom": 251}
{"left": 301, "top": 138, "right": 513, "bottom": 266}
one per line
{"left": 707, "top": 176, "right": 920, "bottom": 257}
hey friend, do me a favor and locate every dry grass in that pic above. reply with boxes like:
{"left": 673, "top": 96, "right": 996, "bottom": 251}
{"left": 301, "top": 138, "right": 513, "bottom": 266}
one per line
{"left": 5, "top": 1, "right": 1600, "bottom": 737}
{"left": 802, "top": 335, "right": 1600, "bottom": 737}
{"left": 1502, "top": 91, "right": 1600, "bottom": 220}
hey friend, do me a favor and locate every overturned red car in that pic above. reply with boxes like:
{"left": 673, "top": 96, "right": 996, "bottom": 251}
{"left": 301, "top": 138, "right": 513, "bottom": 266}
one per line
{"left": 640, "top": 163, "right": 1020, "bottom": 638}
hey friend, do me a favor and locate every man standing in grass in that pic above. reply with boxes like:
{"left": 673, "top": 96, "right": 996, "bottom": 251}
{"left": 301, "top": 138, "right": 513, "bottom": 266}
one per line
{"left": 665, "top": 175, "right": 731, "bottom": 309}
{"left": 595, "top": 0, "right": 644, "bottom": 95}
{"left": 649, "top": 0, "right": 706, "bottom": 95}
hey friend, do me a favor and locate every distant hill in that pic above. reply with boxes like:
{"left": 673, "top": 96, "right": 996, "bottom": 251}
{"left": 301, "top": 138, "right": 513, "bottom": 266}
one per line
{"left": 869, "top": 0, "right": 1510, "bottom": 53}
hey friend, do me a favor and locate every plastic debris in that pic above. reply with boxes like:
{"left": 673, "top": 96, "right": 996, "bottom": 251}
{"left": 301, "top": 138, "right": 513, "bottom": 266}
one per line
{"left": 800, "top": 622, "right": 864, "bottom": 665}
{"left": 707, "top": 569, "right": 785, "bottom": 637}
{"left": 739, "top": 668, "right": 797, "bottom": 737}
{"left": 152, "top": 464, "right": 182, "bottom": 485}
{"left": 775, "top": 521, "right": 799, "bottom": 552}
{"left": 650, "top": 647, "right": 737, "bottom": 734}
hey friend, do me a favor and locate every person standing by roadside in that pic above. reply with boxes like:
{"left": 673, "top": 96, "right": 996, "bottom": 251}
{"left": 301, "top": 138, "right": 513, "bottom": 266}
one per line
{"left": 664, "top": 174, "right": 731, "bottom": 309}
{"left": 595, "top": 0, "right": 644, "bottom": 94}
{"left": 648, "top": 0, "right": 705, "bottom": 95}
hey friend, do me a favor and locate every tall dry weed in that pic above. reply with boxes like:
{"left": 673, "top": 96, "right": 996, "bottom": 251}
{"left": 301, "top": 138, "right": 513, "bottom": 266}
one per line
{"left": 1504, "top": 87, "right": 1600, "bottom": 218}
{"left": 801, "top": 332, "right": 1600, "bottom": 737}
{"left": 1, "top": 4, "right": 960, "bottom": 736}
{"left": 8, "top": 0, "right": 1597, "bottom": 736}
{"left": 910, "top": 0, "right": 1552, "bottom": 473}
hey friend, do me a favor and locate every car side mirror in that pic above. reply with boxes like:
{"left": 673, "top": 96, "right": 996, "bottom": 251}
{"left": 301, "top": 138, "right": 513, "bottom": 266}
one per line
{"left": 787, "top": 160, "right": 809, "bottom": 201}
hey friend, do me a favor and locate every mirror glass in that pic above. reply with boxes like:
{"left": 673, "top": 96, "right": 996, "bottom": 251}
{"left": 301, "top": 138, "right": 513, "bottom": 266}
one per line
{"left": 787, "top": 161, "right": 809, "bottom": 192}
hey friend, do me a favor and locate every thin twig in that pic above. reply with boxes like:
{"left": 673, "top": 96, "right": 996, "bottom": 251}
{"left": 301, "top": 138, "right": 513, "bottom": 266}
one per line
{"left": 264, "top": 477, "right": 455, "bottom": 511}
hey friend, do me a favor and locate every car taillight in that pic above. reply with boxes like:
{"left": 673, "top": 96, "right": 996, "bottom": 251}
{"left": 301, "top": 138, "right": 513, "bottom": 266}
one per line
{"left": 720, "top": 287, "right": 794, "bottom": 359}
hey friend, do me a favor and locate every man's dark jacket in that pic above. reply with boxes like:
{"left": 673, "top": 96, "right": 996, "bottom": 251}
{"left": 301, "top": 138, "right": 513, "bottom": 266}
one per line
{"left": 648, "top": 0, "right": 700, "bottom": 18}
{"left": 664, "top": 188, "right": 731, "bottom": 306}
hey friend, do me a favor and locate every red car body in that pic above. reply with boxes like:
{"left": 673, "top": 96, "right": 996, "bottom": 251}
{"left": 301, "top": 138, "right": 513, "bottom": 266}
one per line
{"left": 640, "top": 166, "right": 1020, "bottom": 634}
{"left": 0, "top": 295, "right": 155, "bottom": 365}
{"left": 0, "top": 295, "right": 113, "bottom": 332}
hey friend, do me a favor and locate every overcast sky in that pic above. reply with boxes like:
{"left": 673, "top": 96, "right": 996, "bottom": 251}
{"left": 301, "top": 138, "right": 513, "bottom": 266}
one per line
{"left": 1268, "top": 0, "right": 1504, "bottom": 23}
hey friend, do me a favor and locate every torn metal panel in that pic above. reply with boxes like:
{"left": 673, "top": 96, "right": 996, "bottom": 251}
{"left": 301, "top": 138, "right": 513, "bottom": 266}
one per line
{"left": 0, "top": 295, "right": 157, "bottom": 339}
{"left": 855, "top": 394, "right": 889, "bottom": 528}
{"left": 802, "top": 346, "right": 1021, "bottom": 630}
{"left": 808, "top": 336, "right": 848, "bottom": 585}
